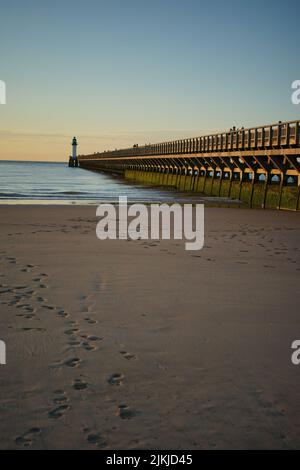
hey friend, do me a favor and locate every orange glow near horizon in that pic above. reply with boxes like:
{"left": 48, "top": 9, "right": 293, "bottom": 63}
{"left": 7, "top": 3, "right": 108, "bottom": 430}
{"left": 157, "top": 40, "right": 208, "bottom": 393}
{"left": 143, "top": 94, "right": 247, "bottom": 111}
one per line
{"left": 0, "top": 129, "right": 219, "bottom": 162}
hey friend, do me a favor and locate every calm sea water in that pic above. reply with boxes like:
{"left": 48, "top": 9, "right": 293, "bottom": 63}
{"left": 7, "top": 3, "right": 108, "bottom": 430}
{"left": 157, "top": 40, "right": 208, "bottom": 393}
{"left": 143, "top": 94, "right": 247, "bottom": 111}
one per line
{"left": 0, "top": 160, "right": 211, "bottom": 204}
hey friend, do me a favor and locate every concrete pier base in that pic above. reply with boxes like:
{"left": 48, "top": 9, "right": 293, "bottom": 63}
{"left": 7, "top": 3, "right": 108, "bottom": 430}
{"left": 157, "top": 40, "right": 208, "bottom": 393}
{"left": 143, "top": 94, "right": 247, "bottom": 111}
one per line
{"left": 68, "top": 157, "right": 78, "bottom": 168}
{"left": 124, "top": 168, "right": 299, "bottom": 211}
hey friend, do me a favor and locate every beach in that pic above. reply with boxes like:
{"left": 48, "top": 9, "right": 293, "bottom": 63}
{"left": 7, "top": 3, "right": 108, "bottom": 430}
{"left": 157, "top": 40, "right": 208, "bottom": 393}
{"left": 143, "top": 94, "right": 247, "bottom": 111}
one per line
{"left": 0, "top": 204, "right": 299, "bottom": 450}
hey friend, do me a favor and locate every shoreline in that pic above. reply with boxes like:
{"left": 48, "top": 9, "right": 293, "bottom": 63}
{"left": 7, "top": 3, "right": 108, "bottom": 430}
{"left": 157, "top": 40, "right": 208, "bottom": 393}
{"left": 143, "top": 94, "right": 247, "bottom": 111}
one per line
{"left": 0, "top": 200, "right": 298, "bottom": 212}
{"left": 0, "top": 197, "right": 242, "bottom": 207}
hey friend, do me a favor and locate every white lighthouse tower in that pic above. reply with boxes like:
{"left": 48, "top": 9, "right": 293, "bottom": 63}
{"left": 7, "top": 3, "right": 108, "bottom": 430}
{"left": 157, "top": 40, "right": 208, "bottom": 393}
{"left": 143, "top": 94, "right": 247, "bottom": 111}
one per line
{"left": 69, "top": 136, "right": 78, "bottom": 167}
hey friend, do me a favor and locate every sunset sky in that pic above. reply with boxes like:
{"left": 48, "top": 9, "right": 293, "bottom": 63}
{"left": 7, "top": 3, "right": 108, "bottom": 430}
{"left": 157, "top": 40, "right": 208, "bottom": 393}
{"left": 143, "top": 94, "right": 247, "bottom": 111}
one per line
{"left": 0, "top": 0, "right": 299, "bottom": 161}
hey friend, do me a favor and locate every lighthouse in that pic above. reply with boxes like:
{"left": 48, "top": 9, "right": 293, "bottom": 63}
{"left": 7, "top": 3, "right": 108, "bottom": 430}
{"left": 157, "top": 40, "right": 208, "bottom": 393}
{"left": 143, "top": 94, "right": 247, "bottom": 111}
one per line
{"left": 68, "top": 137, "right": 78, "bottom": 167}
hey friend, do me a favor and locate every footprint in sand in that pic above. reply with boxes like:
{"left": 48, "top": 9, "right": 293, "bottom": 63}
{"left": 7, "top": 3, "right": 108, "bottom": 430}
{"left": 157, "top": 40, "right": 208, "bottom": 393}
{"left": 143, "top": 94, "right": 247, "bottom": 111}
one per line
{"left": 25, "top": 289, "right": 34, "bottom": 295}
{"left": 72, "top": 379, "right": 88, "bottom": 391}
{"left": 80, "top": 334, "right": 102, "bottom": 351}
{"left": 48, "top": 391, "right": 70, "bottom": 419}
{"left": 84, "top": 317, "right": 98, "bottom": 325}
{"left": 86, "top": 431, "right": 107, "bottom": 448}
{"left": 87, "top": 335, "right": 102, "bottom": 342}
{"left": 48, "top": 405, "right": 69, "bottom": 419}
{"left": 15, "top": 427, "right": 41, "bottom": 447}
{"left": 0, "top": 287, "right": 13, "bottom": 294}
{"left": 64, "top": 328, "right": 79, "bottom": 336}
{"left": 51, "top": 357, "right": 81, "bottom": 369}
{"left": 118, "top": 404, "right": 136, "bottom": 420}
{"left": 21, "top": 327, "right": 46, "bottom": 332}
{"left": 81, "top": 341, "right": 97, "bottom": 351}
{"left": 119, "top": 350, "right": 136, "bottom": 361}
{"left": 16, "top": 312, "right": 35, "bottom": 319}
{"left": 65, "top": 357, "right": 81, "bottom": 368}
{"left": 42, "top": 305, "right": 55, "bottom": 310}
{"left": 53, "top": 395, "right": 69, "bottom": 405}
{"left": 108, "top": 373, "right": 124, "bottom": 386}
{"left": 57, "top": 309, "right": 69, "bottom": 318}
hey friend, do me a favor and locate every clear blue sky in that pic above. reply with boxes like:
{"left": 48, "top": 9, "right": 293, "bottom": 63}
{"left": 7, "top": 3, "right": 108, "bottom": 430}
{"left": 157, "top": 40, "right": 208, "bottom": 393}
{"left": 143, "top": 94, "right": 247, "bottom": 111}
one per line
{"left": 0, "top": 0, "right": 299, "bottom": 160}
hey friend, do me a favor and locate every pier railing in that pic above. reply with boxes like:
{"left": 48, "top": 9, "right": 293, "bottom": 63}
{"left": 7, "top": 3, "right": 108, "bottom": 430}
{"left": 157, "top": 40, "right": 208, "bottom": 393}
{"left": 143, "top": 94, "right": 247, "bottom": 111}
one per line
{"left": 79, "top": 120, "right": 300, "bottom": 159}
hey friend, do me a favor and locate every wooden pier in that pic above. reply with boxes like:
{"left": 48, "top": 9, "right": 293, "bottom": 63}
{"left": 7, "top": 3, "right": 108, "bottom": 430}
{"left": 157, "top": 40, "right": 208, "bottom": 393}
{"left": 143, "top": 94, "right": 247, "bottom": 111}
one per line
{"left": 78, "top": 120, "right": 300, "bottom": 210}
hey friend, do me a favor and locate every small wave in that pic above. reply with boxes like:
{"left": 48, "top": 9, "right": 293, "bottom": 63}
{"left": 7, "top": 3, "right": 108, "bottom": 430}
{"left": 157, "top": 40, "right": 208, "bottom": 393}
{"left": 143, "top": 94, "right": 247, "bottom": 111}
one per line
{"left": 0, "top": 191, "right": 91, "bottom": 198}
{"left": 58, "top": 191, "right": 88, "bottom": 195}
{"left": 0, "top": 193, "right": 27, "bottom": 198}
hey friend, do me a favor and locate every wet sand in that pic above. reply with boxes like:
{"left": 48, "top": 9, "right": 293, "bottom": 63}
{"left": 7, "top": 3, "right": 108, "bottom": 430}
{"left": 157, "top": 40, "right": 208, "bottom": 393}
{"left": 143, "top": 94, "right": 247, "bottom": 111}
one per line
{"left": 0, "top": 205, "right": 299, "bottom": 449}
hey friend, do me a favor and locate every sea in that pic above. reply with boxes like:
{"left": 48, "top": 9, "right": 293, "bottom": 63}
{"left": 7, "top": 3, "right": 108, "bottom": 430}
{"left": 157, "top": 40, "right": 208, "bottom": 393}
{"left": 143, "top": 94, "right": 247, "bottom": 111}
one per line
{"left": 0, "top": 160, "right": 233, "bottom": 205}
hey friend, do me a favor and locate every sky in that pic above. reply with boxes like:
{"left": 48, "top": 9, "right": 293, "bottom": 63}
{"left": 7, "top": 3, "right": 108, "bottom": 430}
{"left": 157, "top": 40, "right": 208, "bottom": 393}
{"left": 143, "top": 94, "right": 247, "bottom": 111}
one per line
{"left": 0, "top": 0, "right": 299, "bottom": 161}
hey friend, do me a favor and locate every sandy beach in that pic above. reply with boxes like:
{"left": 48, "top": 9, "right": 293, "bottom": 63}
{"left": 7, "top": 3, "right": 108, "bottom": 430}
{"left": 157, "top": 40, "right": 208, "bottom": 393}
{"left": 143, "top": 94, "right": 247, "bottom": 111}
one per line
{"left": 0, "top": 205, "right": 299, "bottom": 450}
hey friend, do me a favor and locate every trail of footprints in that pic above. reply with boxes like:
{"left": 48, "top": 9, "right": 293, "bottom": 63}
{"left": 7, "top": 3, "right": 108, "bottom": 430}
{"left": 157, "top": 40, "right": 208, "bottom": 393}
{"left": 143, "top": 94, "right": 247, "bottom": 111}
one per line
{"left": 3, "top": 224, "right": 298, "bottom": 447}
{"left": 6, "top": 221, "right": 94, "bottom": 238}
{"left": 1, "top": 252, "right": 138, "bottom": 448}
{"left": 131, "top": 224, "right": 300, "bottom": 269}
{"left": 0, "top": 259, "right": 50, "bottom": 327}
{"left": 205, "top": 223, "right": 300, "bottom": 270}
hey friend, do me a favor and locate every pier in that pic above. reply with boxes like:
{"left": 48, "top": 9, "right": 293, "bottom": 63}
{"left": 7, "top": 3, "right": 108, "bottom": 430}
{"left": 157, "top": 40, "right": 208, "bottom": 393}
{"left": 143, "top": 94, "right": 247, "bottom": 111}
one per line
{"left": 78, "top": 120, "right": 300, "bottom": 210}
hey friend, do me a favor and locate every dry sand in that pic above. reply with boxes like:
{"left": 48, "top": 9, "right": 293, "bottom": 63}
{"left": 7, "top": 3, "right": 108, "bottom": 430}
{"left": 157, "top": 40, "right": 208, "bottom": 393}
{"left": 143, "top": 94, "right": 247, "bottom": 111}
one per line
{"left": 0, "top": 205, "right": 299, "bottom": 449}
